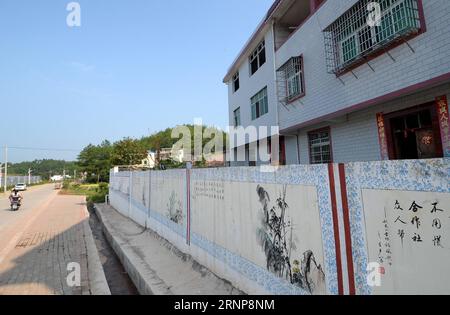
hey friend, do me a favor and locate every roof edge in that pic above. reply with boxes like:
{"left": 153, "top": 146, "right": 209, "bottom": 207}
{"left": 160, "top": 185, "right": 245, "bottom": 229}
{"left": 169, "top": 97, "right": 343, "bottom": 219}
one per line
{"left": 222, "top": 0, "right": 284, "bottom": 83}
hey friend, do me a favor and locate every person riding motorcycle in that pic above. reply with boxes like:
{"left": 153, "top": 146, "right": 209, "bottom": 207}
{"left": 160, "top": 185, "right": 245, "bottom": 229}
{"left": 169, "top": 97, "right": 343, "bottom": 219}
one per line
{"left": 9, "top": 188, "right": 23, "bottom": 207}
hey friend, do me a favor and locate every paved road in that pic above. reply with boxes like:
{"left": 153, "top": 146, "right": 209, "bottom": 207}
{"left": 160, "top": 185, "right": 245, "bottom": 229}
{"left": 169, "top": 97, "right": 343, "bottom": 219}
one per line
{"left": 0, "top": 185, "right": 56, "bottom": 233}
{"left": 0, "top": 185, "right": 107, "bottom": 295}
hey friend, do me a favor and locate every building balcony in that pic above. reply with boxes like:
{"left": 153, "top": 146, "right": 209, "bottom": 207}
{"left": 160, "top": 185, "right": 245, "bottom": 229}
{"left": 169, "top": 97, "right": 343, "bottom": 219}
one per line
{"left": 273, "top": 0, "right": 320, "bottom": 51}
{"left": 323, "top": 0, "right": 422, "bottom": 75}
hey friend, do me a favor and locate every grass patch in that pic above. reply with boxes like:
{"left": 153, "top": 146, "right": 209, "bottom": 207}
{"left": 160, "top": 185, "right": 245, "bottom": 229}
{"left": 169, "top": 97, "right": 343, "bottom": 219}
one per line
{"left": 60, "top": 181, "right": 109, "bottom": 205}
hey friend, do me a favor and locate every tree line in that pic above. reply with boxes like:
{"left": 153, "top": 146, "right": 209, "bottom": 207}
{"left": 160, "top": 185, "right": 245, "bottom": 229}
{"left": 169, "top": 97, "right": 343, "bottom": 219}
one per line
{"left": 77, "top": 124, "right": 227, "bottom": 183}
{"left": 6, "top": 125, "right": 226, "bottom": 184}
{"left": 6, "top": 159, "right": 78, "bottom": 180}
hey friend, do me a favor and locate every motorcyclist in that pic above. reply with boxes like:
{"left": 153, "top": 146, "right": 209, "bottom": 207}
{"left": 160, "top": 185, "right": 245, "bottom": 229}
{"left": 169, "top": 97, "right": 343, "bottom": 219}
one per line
{"left": 9, "top": 188, "right": 23, "bottom": 206}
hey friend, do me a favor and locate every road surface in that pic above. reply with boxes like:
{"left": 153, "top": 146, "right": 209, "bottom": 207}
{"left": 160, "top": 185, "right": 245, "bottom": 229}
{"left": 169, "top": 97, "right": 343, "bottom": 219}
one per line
{"left": 0, "top": 184, "right": 102, "bottom": 295}
{"left": 0, "top": 185, "right": 57, "bottom": 238}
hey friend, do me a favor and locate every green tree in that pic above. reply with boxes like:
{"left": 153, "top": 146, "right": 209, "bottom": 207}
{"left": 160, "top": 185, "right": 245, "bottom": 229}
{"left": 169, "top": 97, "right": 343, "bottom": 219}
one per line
{"left": 111, "top": 138, "right": 147, "bottom": 166}
{"left": 139, "top": 124, "right": 228, "bottom": 159}
{"left": 77, "top": 140, "right": 112, "bottom": 183}
{"left": 8, "top": 159, "right": 78, "bottom": 180}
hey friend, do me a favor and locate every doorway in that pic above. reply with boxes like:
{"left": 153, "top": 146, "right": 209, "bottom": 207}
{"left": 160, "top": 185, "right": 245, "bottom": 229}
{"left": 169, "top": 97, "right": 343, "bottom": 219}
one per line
{"left": 385, "top": 103, "right": 443, "bottom": 160}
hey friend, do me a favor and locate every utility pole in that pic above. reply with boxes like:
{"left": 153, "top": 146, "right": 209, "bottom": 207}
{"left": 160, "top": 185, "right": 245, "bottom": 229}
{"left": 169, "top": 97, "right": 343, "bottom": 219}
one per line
{"left": 4, "top": 145, "right": 7, "bottom": 193}
{"left": 28, "top": 168, "right": 32, "bottom": 185}
{"left": 0, "top": 164, "right": 3, "bottom": 190}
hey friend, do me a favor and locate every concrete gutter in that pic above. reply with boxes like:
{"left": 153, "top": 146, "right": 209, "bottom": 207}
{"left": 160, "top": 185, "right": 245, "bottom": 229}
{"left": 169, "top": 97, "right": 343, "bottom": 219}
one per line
{"left": 83, "top": 210, "right": 111, "bottom": 295}
{"left": 94, "top": 203, "right": 245, "bottom": 296}
{"left": 94, "top": 204, "right": 171, "bottom": 295}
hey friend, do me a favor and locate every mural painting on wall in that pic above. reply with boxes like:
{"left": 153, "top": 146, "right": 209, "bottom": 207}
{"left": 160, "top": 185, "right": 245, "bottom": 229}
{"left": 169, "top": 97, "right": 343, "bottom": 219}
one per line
{"left": 256, "top": 185, "right": 326, "bottom": 295}
{"left": 190, "top": 179, "right": 326, "bottom": 294}
{"left": 363, "top": 190, "right": 450, "bottom": 294}
{"left": 166, "top": 190, "right": 183, "bottom": 224}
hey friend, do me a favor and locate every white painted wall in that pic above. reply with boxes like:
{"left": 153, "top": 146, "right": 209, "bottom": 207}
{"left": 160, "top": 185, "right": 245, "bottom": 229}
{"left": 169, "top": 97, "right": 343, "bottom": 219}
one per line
{"left": 227, "top": 27, "right": 278, "bottom": 147}
{"left": 190, "top": 179, "right": 327, "bottom": 295}
{"left": 344, "top": 158, "right": 450, "bottom": 295}
{"left": 109, "top": 166, "right": 337, "bottom": 295}
{"left": 225, "top": 0, "right": 450, "bottom": 165}
{"left": 108, "top": 159, "right": 450, "bottom": 295}
{"left": 363, "top": 189, "right": 450, "bottom": 294}
{"left": 292, "top": 84, "right": 450, "bottom": 164}
{"left": 275, "top": 0, "right": 450, "bottom": 131}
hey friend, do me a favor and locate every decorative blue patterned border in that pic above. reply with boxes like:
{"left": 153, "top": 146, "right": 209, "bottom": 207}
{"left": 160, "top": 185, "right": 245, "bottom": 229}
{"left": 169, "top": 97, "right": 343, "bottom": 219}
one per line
{"left": 345, "top": 159, "right": 450, "bottom": 295}
{"left": 110, "top": 165, "right": 339, "bottom": 295}
{"left": 190, "top": 231, "right": 309, "bottom": 295}
{"left": 190, "top": 165, "right": 339, "bottom": 295}
{"left": 111, "top": 188, "right": 317, "bottom": 295}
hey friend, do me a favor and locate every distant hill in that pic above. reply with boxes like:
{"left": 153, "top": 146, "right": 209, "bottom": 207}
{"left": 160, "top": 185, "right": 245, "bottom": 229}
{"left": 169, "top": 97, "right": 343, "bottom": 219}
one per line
{"left": 139, "top": 124, "right": 228, "bottom": 153}
{"left": 7, "top": 159, "right": 77, "bottom": 179}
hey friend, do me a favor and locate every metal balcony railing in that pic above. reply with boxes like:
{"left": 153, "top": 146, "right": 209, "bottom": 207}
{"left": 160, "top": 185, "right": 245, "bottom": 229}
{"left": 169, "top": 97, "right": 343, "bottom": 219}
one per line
{"left": 276, "top": 56, "right": 304, "bottom": 106}
{"left": 323, "top": 0, "right": 421, "bottom": 75}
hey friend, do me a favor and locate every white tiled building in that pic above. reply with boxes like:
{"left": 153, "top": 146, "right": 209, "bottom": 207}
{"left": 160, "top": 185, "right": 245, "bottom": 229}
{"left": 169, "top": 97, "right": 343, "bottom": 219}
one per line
{"left": 224, "top": 0, "right": 450, "bottom": 165}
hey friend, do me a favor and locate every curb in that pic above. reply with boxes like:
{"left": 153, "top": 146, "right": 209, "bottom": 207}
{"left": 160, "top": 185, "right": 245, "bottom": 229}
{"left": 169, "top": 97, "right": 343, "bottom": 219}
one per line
{"left": 83, "top": 215, "right": 111, "bottom": 295}
{"left": 94, "top": 204, "right": 172, "bottom": 295}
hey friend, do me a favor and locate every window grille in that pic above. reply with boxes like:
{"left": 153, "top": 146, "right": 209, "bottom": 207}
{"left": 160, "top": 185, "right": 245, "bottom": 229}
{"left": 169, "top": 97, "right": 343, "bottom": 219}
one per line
{"left": 309, "top": 130, "right": 332, "bottom": 164}
{"left": 276, "top": 56, "right": 304, "bottom": 104}
{"left": 324, "top": 0, "right": 421, "bottom": 75}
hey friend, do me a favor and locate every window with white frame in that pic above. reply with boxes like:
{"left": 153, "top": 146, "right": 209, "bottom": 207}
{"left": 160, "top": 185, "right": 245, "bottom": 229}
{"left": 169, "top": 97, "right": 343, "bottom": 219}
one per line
{"left": 233, "top": 72, "right": 240, "bottom": 92}
{"left": 251, "top": 87, "right": 268, "bottom": 121}
{"left": 233, "top": 107, "right": 241, "bottom": 127}
{"left": 250, "top": 40, "right": 266, "bottom": 75}
{"left": 324, "top": 0, "right": 421, "bottom": 74}
{"left": 309, "top": 129, "right": 332, "bottom": 164}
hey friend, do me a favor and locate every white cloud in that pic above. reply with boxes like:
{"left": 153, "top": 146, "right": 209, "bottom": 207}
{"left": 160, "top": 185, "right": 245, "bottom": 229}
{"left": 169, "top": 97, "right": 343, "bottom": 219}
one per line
{"left": 68, "top": 61, "right": 95, "bottom": 72}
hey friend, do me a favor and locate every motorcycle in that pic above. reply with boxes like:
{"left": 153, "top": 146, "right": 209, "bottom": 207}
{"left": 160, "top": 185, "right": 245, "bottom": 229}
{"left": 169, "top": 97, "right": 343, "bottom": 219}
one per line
{"left": 10, "top": 196, "right": 21, "bottom": 211}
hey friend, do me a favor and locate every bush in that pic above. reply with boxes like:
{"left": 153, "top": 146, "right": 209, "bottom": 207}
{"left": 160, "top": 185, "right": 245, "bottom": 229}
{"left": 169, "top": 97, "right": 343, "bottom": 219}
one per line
{"left": 98, "top": 182, "right": 108, "bottom": 192}
{"left": 87, "top": 182, "right": 109, "bottom": 204}
{"left": 87, "top": 193, "right": 107, "bottom": 204}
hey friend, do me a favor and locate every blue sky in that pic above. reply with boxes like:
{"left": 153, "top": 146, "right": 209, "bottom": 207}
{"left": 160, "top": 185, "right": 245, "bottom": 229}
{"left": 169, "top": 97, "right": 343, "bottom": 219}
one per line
{"left": 0, "top": 0, "right": 273, "bottom": 162}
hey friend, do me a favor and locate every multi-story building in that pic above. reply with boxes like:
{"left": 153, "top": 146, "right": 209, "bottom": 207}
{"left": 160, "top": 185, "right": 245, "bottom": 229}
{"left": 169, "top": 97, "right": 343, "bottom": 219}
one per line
{"left": 224, "top": 0, "right": 450, "bottom": 165}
